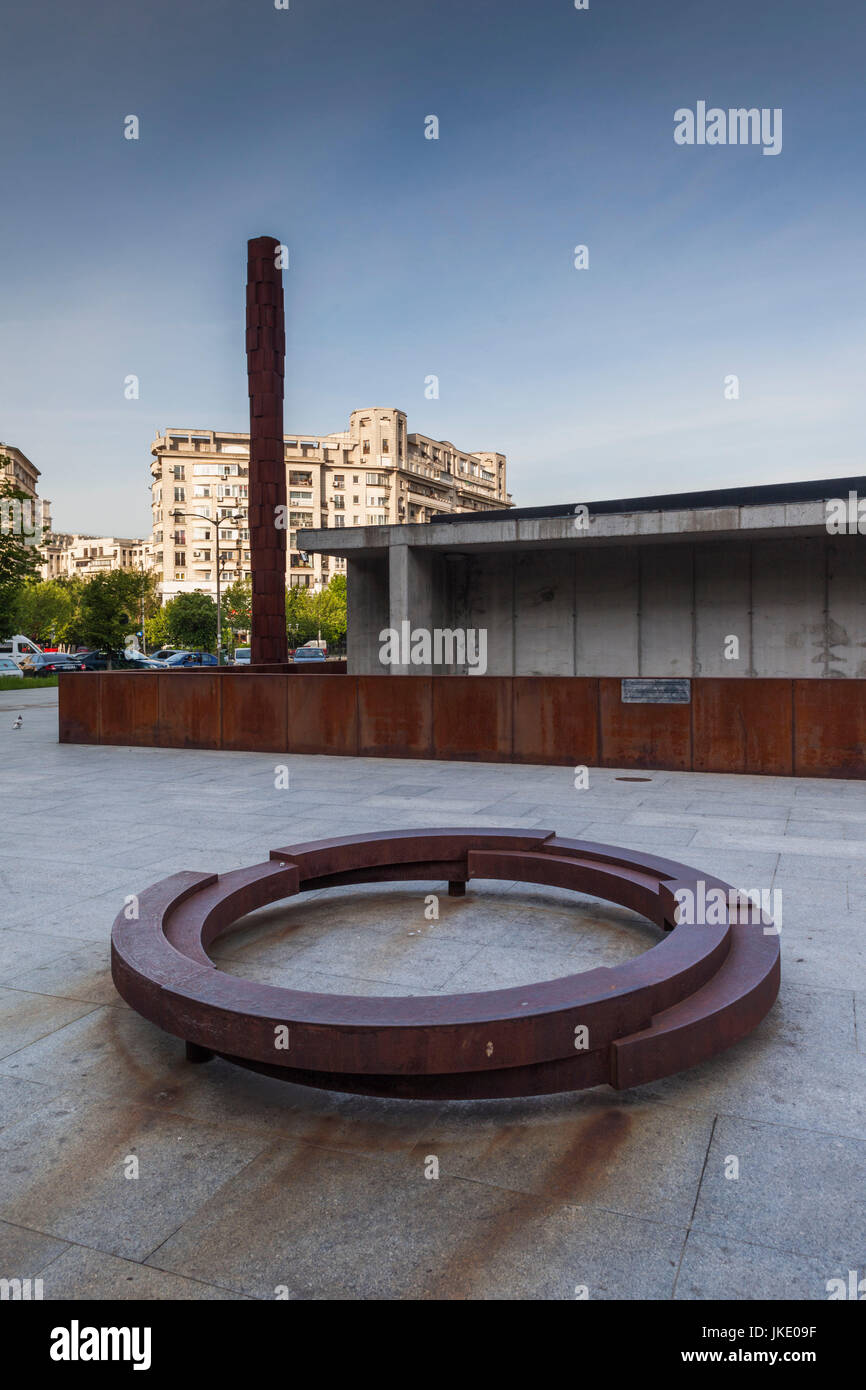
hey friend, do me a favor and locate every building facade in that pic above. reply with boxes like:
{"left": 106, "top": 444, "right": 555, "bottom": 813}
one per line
{"left": 298, "top": 477, "right": 866, "bottom": 680}
{"left": 149, "top": 408, "right": 510, "bottom": 601}
{"left": 42, "top": 534, "right": 151, "bottom": 582}
{"left": 0, "top": 442, "right": 51, "bottom": 533}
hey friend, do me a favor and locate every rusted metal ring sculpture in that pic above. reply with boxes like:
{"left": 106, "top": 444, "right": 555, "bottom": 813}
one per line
{"left": 111, "top": 829, "right": 780, "bottom": 1099}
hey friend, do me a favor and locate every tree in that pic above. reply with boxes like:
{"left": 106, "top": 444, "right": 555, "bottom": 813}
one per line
{"left": 285, "top": 584, "right": 316, "bottom": 646}
{"left": 311, "top": 574, "right": 347, "bottom": 646}
{"left": 0, "top": 474, "right": 46, "bottom": 639}
{"left": 144, "top": 605, "right": 170, "bottom": 650}
{"left": 14, "top": 580, "right": 76, "bottom": 644}
{"left": 221, "top": 577, "right": 252, "bottom": 639}
{"left": 284, "top": 576, "right": 347, "bottom": 648}
{"left": 77, "top": 570, "right": 147, "bottom": 657}
{"left": 165, "top": 591, "right": 218, "bottom": 651}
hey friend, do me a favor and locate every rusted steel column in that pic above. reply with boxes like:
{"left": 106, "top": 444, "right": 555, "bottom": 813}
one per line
{"left": 246, "top": 235, "right": 288, "bottom": 665}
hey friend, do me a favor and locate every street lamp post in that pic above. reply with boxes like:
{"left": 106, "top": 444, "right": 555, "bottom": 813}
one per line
{"left": 171, "top": 508, "right": 243, "bottom": 665}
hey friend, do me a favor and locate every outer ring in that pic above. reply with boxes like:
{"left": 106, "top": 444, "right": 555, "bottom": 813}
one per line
{"left": 111, "top": 828, "right": 780, "bottom": 1099}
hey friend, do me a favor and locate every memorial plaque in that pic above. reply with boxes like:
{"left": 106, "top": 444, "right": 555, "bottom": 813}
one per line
{"left": 621, "top": 678, "right": 691, "bottom": 704}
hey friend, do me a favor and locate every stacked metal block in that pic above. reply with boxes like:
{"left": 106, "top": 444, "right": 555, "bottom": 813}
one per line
{"left": 246, "top": 235, "right": 289, "bottom": 665}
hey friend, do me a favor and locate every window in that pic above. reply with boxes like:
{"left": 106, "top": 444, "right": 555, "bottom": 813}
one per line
{"left": 289, "top": 491, "right": 312, "bottom": 503}
{"left": 174, "top": 487, "right": 185, "bottom": 502}
{"left": 333, "top": 496, "right": 345, "bottom": 509}
{"left": 173, "top": 465, "right": 185, "bottom": 480}
{"left": 175, "top": 571, "right": 186, "bottom": 580}
{"left": 362, "top": 440, "right": 371, "bottom": 454}
{"left": 174, "top": 530, "right": 186, "bottom": 545}
{"left": 369, "top": 514, "right": 388, "bottom": 526}
{"left": 175, "top": 552, "right": 186, "bottom": 566}
{"left": 193, "top": 528, "right": 211, "bottom": 540}
{"left": 352, "top": 475, "right": 359, "bottom": 483}
{"left": 193, "top": 464, "right": 217, "bottom": 475}
{"left": 333, "top": 516, "right": 345, "bottom": 528}
{"left": 352, "top": 495, "right": 359, "bottom": 504}
{"left": 381, "top": 439, "right": 389, "bottom": 453}
{"left": 194, "top": 485, "right": 211, "bottom": 498}
{"left": 332, "top": 475, "right": 345, "bottom": 489}
{"left": 289, "top": 471, "right": 313, "bottom": 486}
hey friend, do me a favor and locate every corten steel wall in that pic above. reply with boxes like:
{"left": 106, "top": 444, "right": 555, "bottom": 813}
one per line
{"left": 58, "top": 672, "right": 866, "bottom": 778}
{"left": 246, "top": 235, "right": 289, "bottom": 665}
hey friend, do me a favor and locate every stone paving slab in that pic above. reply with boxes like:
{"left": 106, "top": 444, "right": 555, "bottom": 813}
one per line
{"left": 690, "top": 1117, "right": 866, "bottom": 1264}
{"left": 406, "top": 1091, "right": 715, "bottom": 1226}
{"left": 674, "top": 1230, "right": 838, "bottom": 1301}
{"left": 0, "top": 1093, "right": 268, "bottom": 1261}
{"left": 34, "top": 1244, "right": 252, "bottom": 1301}
{"left": 144, "top": 1139, "right": 685, "bottom": 1300}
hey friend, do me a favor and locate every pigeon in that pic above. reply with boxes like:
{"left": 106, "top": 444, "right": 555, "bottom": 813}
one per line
{"left": 12, "top": 715, "right": 22, "bottom": 729}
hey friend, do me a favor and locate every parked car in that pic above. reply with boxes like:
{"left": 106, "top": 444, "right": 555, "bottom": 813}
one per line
{"left": 73, "top": 650, "right": 164, "bottom": 671}
{"left": 301, "top": 639, "right": 328, "bottom": 655}
{"left": 162, "top": 650, "right": 219, "bottom": 667}
{"left": 0, "top": 656, "right": 23, "bottom": 679}
{"left": 150, "top": 647, "right": 178, "bottom": 661}
{"left": 292, "top": 646, "right": 326, "bottom": 664}
{"left": 233, "top": 647, "right": 251, "bottom": 666}
{"left": 0, "top": 635, "right": 42, "bottom": 663}
{"left": 17, "top": 652, "right": 81, "bottom": 676}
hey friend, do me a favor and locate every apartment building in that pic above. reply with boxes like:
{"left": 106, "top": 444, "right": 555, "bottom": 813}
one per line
{"left": 0, "top": 441, "right": 52, "bottom": 532}
{"left": 149, "top": 408, "right": 511, "bottom": 600}
{"left": 42, "top": 534, "right": 151, "bottom": 581}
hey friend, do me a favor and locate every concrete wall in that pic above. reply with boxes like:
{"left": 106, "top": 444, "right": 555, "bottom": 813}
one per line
{"left": 371, "top": 536, "right": 866, "bottom": 678}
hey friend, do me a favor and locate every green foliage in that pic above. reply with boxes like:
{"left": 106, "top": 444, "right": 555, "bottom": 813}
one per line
{"left": 76, "top": 570, "right": 150, "bottom": 654}
{"left": 0, "top": 675, "right": 58, "bottom": 690}
{"left": 284, "top": 576, "right": 347, "bottom": 647}
{"left": 311, "top": 575, "right": 347, "bottom": 645}
{"left": 13, "top": 579, "right": 76, "bottom": 644}
{"left": 285, "top": 585, "right": 316, "bottom": 644}
{"left": 165, "top": 590, "right": 218, "bottom": 651}
{"left": 0, "top": 473, "right": 47, "bottom": 639}
{"left": 221, "top": 577, "right": 252, "bottom": 635}
{"left": 144, "top": 605, "right": 170, "bottom": 649}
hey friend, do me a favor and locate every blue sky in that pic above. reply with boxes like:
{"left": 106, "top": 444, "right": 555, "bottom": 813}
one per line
{"left": 1, "top": 0, "right": 864, "bottom": 534}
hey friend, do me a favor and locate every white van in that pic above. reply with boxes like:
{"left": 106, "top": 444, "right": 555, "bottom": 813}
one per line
{"left": 0, "top": 635, "right": 42, "bottom": 665}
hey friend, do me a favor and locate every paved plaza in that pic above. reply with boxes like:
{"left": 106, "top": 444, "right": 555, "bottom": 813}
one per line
{"left": 0, "top": 688, "right": 864, "bottom": 1300}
